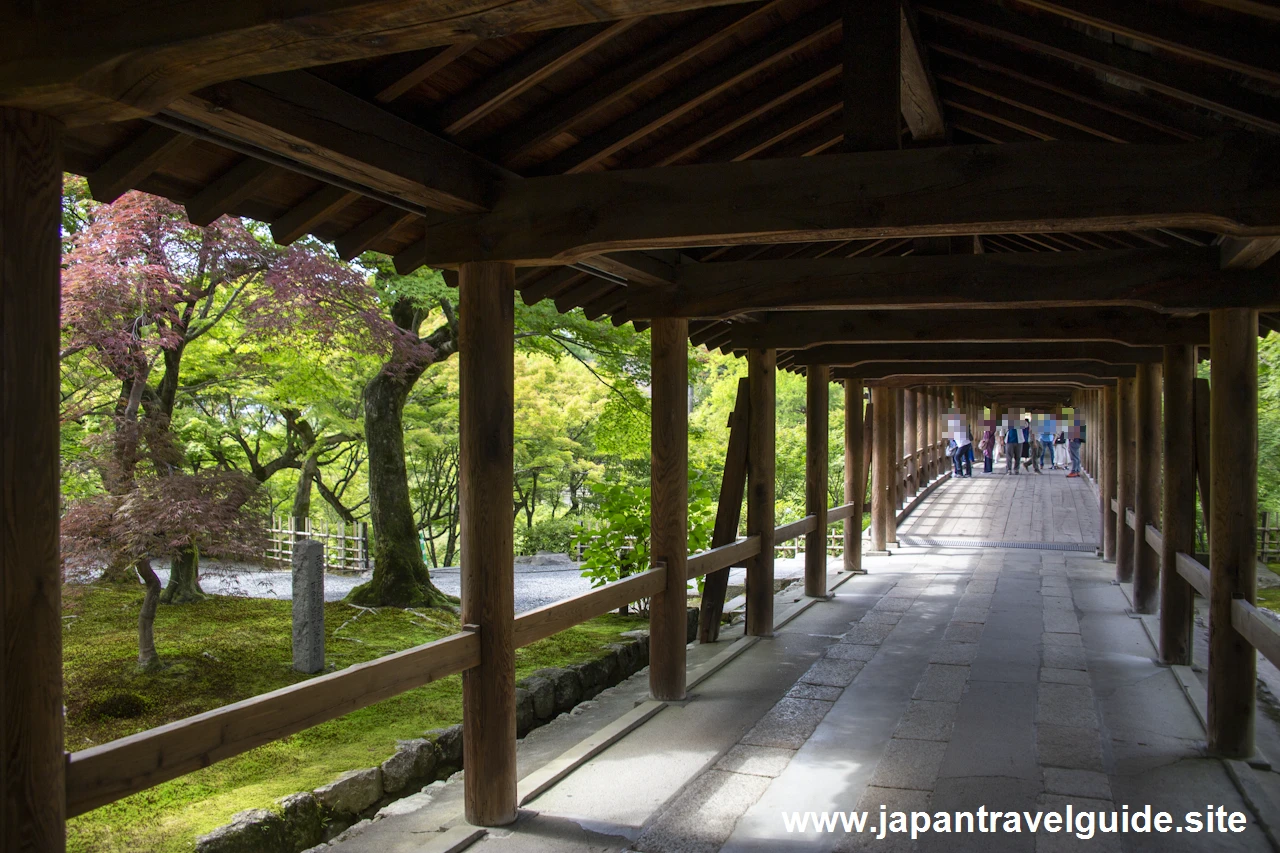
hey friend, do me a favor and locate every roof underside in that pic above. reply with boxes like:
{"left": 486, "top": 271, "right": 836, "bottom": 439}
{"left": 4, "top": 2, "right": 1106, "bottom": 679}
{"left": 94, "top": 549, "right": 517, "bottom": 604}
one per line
{"left": 41, "top": 0, "right": 1280, "bottom": 385}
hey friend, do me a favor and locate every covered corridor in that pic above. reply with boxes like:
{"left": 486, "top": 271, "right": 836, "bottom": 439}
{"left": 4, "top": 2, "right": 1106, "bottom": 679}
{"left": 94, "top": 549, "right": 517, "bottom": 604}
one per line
{"left": 319, "top": 476, "right": 1277, "bottom": 853}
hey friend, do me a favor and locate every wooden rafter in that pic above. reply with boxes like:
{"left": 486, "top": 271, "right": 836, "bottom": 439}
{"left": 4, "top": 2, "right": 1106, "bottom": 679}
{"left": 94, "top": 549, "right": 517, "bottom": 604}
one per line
{"left": 784, "top": 342, "right": 1164, "bottom": 364}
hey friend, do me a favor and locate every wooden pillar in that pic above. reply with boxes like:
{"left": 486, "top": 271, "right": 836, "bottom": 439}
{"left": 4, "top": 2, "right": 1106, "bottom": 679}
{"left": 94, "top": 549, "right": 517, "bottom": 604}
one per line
{"left": 650, "top": 318, "right": 689, "bottom": 698}
{"left": 1, "top": 107, "right": 64, "bottom": 853}
{"left": 903, "top": 389, "right": 918, "bottom": 496}
{"left": 1160, "top": 345, "right": 1196, "bottom": 665}
{"left": 927, "top": 387, "right": 938, "bottom": 480}
{"left": 1208, "top": 309, "right": 1259, "bottom": 758}
{"left": 1115, "top": 377, "right": 1137, "bottom": 583}
{"left": 746, "top": 348, "right": 776, "bottom": 636}
{"left": 915, "top": 389, "right": 927, "bottom": 489}
{"left": 805, "top": 366, "right": 829, "bottom": 597}
{"left": 871, "top": 386, "right": 894, "bottom": 553}
{"left": 843, "top": 380, "right": 864, "bottom": 574}
{"left": 1132, "top": 364, "right": 1162, "bottom": 613}
{"left": 1101, "top": 386, "right": 1118, "bottom": 562}
{"left": 894, "top": 387, "right": 905, "bottom": 516}
{"left": 459, "top": 261, "right": 517, "bottom": 827}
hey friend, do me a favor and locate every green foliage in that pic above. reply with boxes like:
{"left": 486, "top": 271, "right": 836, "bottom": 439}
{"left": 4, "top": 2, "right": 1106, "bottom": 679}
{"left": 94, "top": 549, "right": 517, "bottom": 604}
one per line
{"left": 62, "top": 583, "right": 644, "bottom": 853}
{"left": 517, "top": 515, "right": 584, "bottom": 556}
{"left": 575, "top": 474, "right": 716, "bottom": 600}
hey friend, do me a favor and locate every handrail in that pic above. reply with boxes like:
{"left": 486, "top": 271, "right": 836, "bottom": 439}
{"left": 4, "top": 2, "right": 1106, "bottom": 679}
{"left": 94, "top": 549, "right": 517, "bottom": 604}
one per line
{"left": 1175, "top": 551, "right": 1211, "bottom": 598}
{"left": 775, "top": 515, "right": 818, "bottom": 543}
{"left": 1231, "top": 597, "right": 1280, "bottom": 674}
{"left": 827, "top": 502, "right": 858, "bottom": 523}
{"left": 1144, "top": 524, "right": 1162, "bottom": 553}
{"left": 686, "top": 536, "right": 761, "bottom": 581}
{"left": 66, "top": 629, "right": 481, "bottom": 817}
{"left": 514, "top": 566, "right": 667, "bottom": 647}
{"left": 1126, "top": 508, "right": 1136, "bottom": 529}
{"left": 1111, "top": 497, "right": 1119, "bottom": 512}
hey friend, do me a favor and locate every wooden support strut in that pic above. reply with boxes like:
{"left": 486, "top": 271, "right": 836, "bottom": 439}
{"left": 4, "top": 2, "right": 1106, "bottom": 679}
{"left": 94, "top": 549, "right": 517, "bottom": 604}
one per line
{"left": 1115, "top": 377, "right": 1137, "bottom": 583}
{"left": 1208, "top": 309, "right": 1259, "bottom": 759}
{"left": 650, "top": 318, "right": 689, "bottom": 698}
{"left": 844, "top": 380, "right": 865, "bottom": 574}
{"left": 746, "top": 349, "right": 776, "bottom": 637}
{"left": 699, "top": 378, "right": 749, "bottom": 644}
{"left": 871, "top": 386, "right": 894, "bottom": 553}
{"left": 806, "top": 366, "right": 830, "bottom": 597}
{"left": 1131, "top": 362, "right": 1162, "bottom": 614}
{"left": 1, "top": 106, "right": 65, "bottom": 853}
{"left": 1101, "top": 385, "right": 1118, "bottom": 562}
{"left": 1160, "top": 345, "right": 1196, "bottom": 665}
{"left": 458, "top": 261, "right": 517, "bottom": 827}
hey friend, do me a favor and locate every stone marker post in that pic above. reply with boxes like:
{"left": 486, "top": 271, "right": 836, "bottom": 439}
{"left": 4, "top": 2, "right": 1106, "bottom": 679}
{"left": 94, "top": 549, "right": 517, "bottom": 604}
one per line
{"left": 293, "top": 539, "right": 325, "bottom": 673}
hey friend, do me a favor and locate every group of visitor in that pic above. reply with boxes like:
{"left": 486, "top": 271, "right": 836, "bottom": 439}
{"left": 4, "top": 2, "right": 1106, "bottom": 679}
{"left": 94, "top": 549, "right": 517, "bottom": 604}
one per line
{"left": 945, "top": 411, "right": 1086, "bottom": 479}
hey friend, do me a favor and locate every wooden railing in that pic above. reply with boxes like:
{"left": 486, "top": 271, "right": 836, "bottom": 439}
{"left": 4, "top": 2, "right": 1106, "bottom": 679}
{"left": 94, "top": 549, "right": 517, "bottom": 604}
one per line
{"left": 1129, "top": 515, "right": 1280, "bottom": 678}
{"left": 65, "top": 499, "right": 862, "bottom": 817}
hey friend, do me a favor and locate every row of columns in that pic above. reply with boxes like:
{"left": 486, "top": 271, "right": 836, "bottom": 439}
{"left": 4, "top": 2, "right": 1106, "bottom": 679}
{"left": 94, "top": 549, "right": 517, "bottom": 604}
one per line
{"left": 869, "top": 386, "right": 953, "bottom": 553}
{"left": 1097, "top": 313, "right": 1259, "bottom": 759}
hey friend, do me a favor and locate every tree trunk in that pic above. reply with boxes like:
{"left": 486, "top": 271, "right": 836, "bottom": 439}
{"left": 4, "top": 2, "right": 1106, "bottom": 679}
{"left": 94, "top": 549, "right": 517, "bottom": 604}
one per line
{"left": 348, "top": 367, "right": 454, "bottom": 608}
{"left": 292, "top": 453, "right": 318, "bottom": 539}
{"left": 159, "top": 544, "right": 206, "bottom": 604}
{"left": 136, "top": 559, "right": 163, "bottom": 669}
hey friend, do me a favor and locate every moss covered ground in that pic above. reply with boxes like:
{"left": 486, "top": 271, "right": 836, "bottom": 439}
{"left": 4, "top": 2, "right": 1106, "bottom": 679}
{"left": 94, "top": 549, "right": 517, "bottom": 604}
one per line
{"left": 63, "top": 583, "right": 645, "bottom": 853}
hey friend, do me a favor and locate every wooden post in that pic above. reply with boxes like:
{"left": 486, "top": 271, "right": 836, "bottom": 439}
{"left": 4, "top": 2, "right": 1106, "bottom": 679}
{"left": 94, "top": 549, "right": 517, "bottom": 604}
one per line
{"left": 1132, "top": 363, "right": 1162, "bottom": 613}
{"left": 894, "top": 387, "right": 905, "bottom": 519}
{"left": 842, "top": 0, "right": 901, "bottom": 153}
{"left": 805, "top": 365, "right": 829, "bottom": 597}
{"left": 844, "top": 380, "right": 864, "bottom": 574}
{"left": 1160, "top": 345, "right": 1196, "bottom": 665}
{"left": 746, "top": 348, "right": 776, "bottom": 637}
{"left": 650, "top": 318, "right": 689, "bottom": 698}
{"left": 871, "top": 386, "right": 894, "bottom": 554}
{"left": 1115, "top": 377, "right": 1137, "bottom": 583}
{"left": 1101, "top": 386, "right": 1118, "bottom": 562}
{"left": 903, "top": 388, "right": 917, "bottom": 496}
{"left": 1, "top": 107, "right": 64, "bottom": 853}
{"left": 459, "top": 260, "right": 517, "bottom": 827}
{"left": 1208, "top": 309, "right": 1259, "bottom": 758}
{"left": 1194, "top": 377, "right": 1212, "bottom": 537}
{"left": 700, "top": 378, "right": 749, "bottom": 643}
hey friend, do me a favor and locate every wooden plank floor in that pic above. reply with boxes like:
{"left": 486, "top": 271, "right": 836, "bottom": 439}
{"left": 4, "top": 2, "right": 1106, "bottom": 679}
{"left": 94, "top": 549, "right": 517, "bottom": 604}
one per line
{"left": 899, "top": 468, "right": 1099, "bottom": 545}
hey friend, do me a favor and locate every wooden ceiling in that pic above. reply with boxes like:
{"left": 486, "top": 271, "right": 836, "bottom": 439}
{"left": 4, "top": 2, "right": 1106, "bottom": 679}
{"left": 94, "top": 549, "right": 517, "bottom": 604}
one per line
{"left": 19, "top": 0, "right": 1280, "bottom": 384}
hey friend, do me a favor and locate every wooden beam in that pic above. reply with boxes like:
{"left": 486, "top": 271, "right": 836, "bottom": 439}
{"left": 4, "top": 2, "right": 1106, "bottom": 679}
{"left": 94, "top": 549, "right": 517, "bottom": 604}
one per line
{"left": 416, "top": 137, "right": 1280, "bottom": 266}
{"left": 1131, "top": 361, "right": 1162, "bottom": 614}
{"left": 0, "top": 107, "right": 64, "bottom": 853}
{"left": 650, "top": 317, "right": 689, "bottom": 699}
{"left": 184, "top": 157, "right": 276, "bottom": 226}
{"left": 918, "top": 0, "right": 1280, "bottom": 135}
{"left": 899, "top": 1, "right": 946, "bottom": 141}
{"left": 626, "top": 248, "right": 1279, "bottom": 318}
{"left": 835, "top": 361, "right": 1135, "bottom": 379}
{"left": 335, "top": 207, "right": 417, "bottom": 261}
{"left": 270, "top": 185, "right": 359, "bottom": 246}
{"left": 536, "top": 4, "right": 842, "bottom": 175}
{"left": 721, "top": 308, "right": 1209, "bottom": 349}
{"left": 869, "top": 374, "right": 1114, "bottom": 387}
{"left": 3, "top": 0, "right": 770, "bottom": 125}
{"left": 1160, "top": 345, "right": 1195, "bottom": 665}
{"left": 788, "top": 341, "right": 1164, "bottom": 365}
{"left": 1208, "top": 308, "right": 1259, "bottom": 759}
{"left": 437, "top": 20, "right": 636, "bottom": 139}
{"left": 805, "top": 365, "right": 829, "bottom": 597}
{"left": 459, "top": 260, "right": 516, "bottom": 827}
{"left": 374, "top": 43, "right": 474, "bottom": 104}
{"left": 1220, "top": 236, "right": 1280, "bottom": 269}
{"left": 168, "top": 71, "right": 508, "bottom": 215}
{"left": 746, "top": 348, "right": 776, "bottom": 637}
{"left": 699, "top": 378, "right": 750, "bottom": 643}
{"left": 486, "top": 3, "right": 777, "bottom": 166}
{"left": 87, "top": 125, "right": 193, "bottom": 203}
{"left": 843, "top": 0, "right": 901, "bottom": 152}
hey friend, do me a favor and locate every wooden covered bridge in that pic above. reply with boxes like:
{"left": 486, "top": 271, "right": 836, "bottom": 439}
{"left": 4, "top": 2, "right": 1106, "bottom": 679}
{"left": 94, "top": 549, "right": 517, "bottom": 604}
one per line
{"left": 4, "top": 0, "right": 1280, "bottom": 848}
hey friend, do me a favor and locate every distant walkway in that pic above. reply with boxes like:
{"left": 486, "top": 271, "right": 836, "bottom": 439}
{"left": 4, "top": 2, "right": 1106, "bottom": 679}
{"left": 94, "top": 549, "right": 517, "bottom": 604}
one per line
{"left": 898, "top": 466, "right": 1099, "bottom": 548}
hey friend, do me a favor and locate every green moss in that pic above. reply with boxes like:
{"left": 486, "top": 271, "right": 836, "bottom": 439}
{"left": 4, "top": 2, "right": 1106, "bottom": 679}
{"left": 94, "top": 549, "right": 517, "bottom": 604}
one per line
{"left": 63, "top": 584, "right": 645, "bottom": 853}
